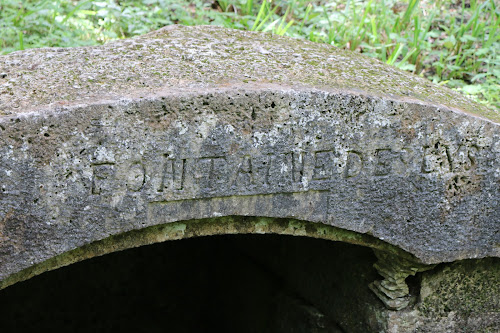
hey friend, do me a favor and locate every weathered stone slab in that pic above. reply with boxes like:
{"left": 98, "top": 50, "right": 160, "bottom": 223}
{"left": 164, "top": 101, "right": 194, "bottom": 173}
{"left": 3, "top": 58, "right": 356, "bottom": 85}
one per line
{"left": 382, "top": 258, "right": 500, "bottom": 332}
{"left": 0, "top": 25, "right": 499, "bottom": 287}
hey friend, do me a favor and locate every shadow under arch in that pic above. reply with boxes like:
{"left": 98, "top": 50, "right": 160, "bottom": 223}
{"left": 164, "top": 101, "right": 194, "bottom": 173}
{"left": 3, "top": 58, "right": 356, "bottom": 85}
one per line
{"left": 0, "top": 216, "right": 417, "bottom": 291}
{"left": 0, "top": 217, "right": 423, "bottom": 332}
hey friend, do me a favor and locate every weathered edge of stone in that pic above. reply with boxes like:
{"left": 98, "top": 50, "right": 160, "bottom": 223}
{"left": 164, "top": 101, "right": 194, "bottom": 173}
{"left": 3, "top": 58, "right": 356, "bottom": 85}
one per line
{"left": 0, "top": 216, "right": 417, "bottom": 291}
{"left": 369, "top": 250, "right": 436, "bottom": 310}
{"left": 381, "top": 258, "right": 500, "bottom": 332}
{"left": 0, "top": 25, "right": 498, "bottom": 123}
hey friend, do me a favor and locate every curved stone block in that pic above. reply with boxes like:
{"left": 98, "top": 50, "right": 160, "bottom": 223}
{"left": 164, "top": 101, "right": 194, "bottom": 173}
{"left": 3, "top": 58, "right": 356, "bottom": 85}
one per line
{"left": 0, "top": 25, "right": 499, "bottom": 287}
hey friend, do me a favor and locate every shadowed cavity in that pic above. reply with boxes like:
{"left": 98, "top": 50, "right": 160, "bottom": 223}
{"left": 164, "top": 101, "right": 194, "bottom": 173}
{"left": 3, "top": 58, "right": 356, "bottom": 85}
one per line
{"left": 0, "top": 234, "right": 388, "bottom": 332}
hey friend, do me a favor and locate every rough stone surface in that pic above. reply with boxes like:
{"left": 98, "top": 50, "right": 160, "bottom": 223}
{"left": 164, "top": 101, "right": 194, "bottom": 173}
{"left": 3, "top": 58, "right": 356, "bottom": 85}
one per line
{"left": 382, "top": 258, "right": 500, "bottom": 333}
{"left": 370, "top": 250, "right": 435, "bottom": 310}
{"left": 0, "top": 25, "right": 499, "bottom": 290}
{"left": 1, "top": 26, "right": 498, "bottom": 123}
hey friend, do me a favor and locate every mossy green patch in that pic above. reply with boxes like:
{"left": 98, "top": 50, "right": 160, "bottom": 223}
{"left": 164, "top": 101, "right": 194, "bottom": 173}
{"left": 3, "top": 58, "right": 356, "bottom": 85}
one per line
{"left": 0, "top": 216, "right": 417, "bottom": 291}
{"left": 418, "top": 258, "right": 500, "bottom": 318}
{"left": 0, "top": 26, "right": 497, "bottom": 123}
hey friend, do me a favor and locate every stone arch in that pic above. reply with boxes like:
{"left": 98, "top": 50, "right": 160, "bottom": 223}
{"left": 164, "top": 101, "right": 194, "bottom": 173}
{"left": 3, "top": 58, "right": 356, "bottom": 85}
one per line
{"left": 0, "top": 216, "right": 416, "bottom": 291}
{"left": 0, "top": 25, "right": 499, "bottom": 332}
{"left": 0, "top": 218, "right": 418, "bottom": 332}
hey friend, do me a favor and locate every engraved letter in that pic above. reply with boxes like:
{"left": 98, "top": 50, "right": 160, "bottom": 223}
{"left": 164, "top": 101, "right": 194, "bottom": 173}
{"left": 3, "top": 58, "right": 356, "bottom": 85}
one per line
{"left": 344, "top": 151, "right": 362, "bottom": 178}
{"left": 313, "top": 151, "right": 335, "bottom": 180}
{"left": 233, "top": 155, "right": 253, "bottom": 188}
{"left": 91, "top": 163, "right": 115, "bottom": 194}
{"left": 126, "top": 163, "right": 145, "bottom": 192}
{"left": 292, "top": 152, "right": 305, "bottom": 183}
{"left": 158, "top": 158, "right": 186, "bottom": 192}
{"left": 451, "top": 144, "right": 478, "bottom": 172}
{"left": 421, "top": 142, "right": 450, "bottom": 174}
{"left": 374, "top": 149, "right": 394, "bottom": 176}
{"left": 194, "top": 156, "right": 227, "bottom": 191}
{"left": 267, "top": 153, "right": 293, "bottom": 187}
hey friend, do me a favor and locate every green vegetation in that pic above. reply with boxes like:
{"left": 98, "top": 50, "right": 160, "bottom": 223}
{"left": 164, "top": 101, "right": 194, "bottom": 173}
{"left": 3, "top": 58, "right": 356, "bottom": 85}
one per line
{"left": 1, "top": 0, "right": 498, "bottom": 109}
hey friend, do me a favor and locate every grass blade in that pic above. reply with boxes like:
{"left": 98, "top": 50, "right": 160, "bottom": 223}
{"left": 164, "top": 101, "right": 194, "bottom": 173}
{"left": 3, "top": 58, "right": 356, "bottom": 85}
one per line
{"left": 387, "top": 43, "right": 403, "bottom": 65}
{"left": 18, "top": 31, "right": 24, "bottom": 50}
{"left": 62, "top": 0, "right": 92, "bottom": 24}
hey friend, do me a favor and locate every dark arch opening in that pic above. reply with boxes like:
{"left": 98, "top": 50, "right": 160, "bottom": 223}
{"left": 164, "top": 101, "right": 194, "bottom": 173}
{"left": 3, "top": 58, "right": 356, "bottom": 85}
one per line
{"left": 0, "top": 234, "right": 387, "bottom": 332}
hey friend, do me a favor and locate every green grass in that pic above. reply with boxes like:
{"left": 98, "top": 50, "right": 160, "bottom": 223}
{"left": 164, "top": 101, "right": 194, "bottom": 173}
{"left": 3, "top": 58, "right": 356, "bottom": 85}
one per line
{"left": 1, "top": 0, "right": 498, "bottom": 110}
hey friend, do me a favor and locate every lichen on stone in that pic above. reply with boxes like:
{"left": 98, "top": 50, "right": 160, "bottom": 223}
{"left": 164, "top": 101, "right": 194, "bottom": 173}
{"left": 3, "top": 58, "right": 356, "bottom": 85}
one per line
{"left": 0, "top": 25, "right": 497, "bottom": 123}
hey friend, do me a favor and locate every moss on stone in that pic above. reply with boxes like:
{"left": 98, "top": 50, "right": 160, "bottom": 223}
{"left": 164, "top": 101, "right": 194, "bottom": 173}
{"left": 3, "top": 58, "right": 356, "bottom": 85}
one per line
{"left": 0, "top": 25, "right": 497, "bottom": 123}
{"left": 0, "top": 216, "right": 416, "bottom": 290}
{"left": 418, "top": 258, "right": 500, "bottom": 318}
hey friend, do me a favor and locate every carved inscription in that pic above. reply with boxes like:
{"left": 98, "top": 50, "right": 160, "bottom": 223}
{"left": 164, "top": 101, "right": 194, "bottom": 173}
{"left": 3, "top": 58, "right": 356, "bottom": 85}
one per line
{"left": 422, "top": 142, "right": 478, "bottom": 174}
{"left": 232, "top": 155, "right": 253, "bottom": 188}
{"left": 313, "top": 151, "right": 336, "bottom": 180}
{"left": 91, "top": 163, "right": 115, "bottom": 194}
{"left": 374, "top": 148, "right": 409, "bottom": 177}
{"left": 194, "top": 156, "right": 227, "bottom": 190}
{"left": 450, "top": 144, "right": 478, "bottom": 172}
{"left": 89, "top": 140, "right": 482, "bottom": 199}
{"left": 345, "top": 151, "right": 362, "bottom": 178}
{"left": 126, "top": 163, "right": 145, "bottom": 192}
{"left": 422, "top": 142, "right": 451, "bottom": 173}
{"left": 158, "top": 157, "right": 185, "bottom": 192}
{"left": 267, "top": 153, "right": 293, "bottom": 187}
{"left": 374, "top": 149, "right": 395, "bottom": 176}
{"left": 291, "top": 152, "right": 305, "bottom": 183}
